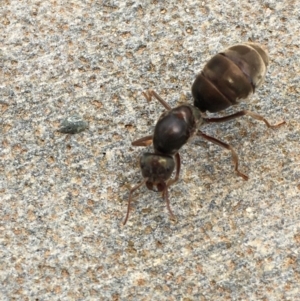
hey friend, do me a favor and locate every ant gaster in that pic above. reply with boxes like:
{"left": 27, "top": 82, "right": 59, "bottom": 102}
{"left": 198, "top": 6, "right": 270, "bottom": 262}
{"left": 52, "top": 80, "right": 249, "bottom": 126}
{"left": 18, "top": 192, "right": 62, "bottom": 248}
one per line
{"left": 123, "top": 43, "right": 285, "bottom": 225}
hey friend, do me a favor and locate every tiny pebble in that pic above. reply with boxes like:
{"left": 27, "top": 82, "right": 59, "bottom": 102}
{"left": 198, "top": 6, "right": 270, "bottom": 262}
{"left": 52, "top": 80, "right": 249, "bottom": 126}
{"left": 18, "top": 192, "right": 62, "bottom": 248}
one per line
{"left": 58, "top": 115, "right": 88, "bottom": 134}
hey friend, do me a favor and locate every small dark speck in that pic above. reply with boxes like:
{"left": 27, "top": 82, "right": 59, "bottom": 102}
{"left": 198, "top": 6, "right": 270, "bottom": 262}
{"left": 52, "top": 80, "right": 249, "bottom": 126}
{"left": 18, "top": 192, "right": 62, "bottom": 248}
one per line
{"left": 209, "top": 200, "right": 217, "bottom": 210}
{"left": 58, "top": 115, "right": 88, "bottom": 134}
{"left": 0, "top": 100, "right": 9, "bottom": 105}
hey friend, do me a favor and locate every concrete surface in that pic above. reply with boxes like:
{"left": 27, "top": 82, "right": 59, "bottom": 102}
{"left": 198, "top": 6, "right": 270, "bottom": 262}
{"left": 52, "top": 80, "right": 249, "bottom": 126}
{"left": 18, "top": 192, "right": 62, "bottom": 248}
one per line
{"left": 0, "top": 0, "right": 299, "bottom": 300}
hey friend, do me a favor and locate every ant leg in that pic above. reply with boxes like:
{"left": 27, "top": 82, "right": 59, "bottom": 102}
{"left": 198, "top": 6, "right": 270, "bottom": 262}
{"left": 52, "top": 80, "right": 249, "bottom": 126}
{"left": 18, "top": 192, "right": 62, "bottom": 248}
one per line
{"left": 166, "top": 153, "right": 181, "bottom": 187}
{"left": 142, "top": 89, "right": 172, "bottom": 110}
{"left": 132, "top": 89, "right": 171, "bottom": 147}
{"left": 197, "top": 131, "right": 249, "bottom": 181}
{"left": 123, "top": 178, "right": 148, "bottom": 225}
{"left": 163, "top": 187, "right": 177, "bottom": 221}
{"left": 133, "top": 89, "right": 172, "bottom": 148}
{"left": 131, "top": 135, "right": 153, "bottom": 147}
{"left": 204, "top": 110, "right": 285, "bottom": 128}
{"left": 161, "top": 153, "right": 181, "bottom": 221}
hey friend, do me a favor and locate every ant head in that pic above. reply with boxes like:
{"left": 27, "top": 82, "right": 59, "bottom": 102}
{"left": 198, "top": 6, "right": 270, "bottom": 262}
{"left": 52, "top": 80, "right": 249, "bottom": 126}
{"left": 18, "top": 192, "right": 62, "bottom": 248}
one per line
{"left": 140, "top": 153, "right": 175, "bottom": 191}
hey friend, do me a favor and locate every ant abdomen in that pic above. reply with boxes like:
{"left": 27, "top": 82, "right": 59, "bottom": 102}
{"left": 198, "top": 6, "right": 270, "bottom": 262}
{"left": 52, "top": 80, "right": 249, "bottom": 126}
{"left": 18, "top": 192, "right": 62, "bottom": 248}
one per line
{"left": 192, "top": 43, "right": 269, "bottom": 113}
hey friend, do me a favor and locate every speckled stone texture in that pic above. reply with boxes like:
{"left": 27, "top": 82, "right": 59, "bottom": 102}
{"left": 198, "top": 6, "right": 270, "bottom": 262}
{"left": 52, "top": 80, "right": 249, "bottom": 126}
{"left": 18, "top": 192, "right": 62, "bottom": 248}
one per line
{"left": 1, "top": 0, "right": 299, "bottom": 300}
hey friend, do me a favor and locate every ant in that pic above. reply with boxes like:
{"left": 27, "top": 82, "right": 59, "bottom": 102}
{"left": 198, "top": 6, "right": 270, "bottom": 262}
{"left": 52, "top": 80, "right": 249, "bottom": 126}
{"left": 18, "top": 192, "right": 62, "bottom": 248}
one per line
{"left": 123, "top": 43, "right": 285, "bottom": 225}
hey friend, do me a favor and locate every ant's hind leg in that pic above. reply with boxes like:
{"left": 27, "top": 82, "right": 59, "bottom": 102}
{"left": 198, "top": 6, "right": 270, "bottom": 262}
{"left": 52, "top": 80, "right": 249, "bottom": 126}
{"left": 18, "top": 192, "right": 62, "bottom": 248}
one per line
{"left": 204, "top": 110, "right": 285, "bottom": 128}
{"left": 197, "top": 131, "right": 249, "bottom": 181}
{"left": 142, "top": 89, "right": 172, "bottom": 110}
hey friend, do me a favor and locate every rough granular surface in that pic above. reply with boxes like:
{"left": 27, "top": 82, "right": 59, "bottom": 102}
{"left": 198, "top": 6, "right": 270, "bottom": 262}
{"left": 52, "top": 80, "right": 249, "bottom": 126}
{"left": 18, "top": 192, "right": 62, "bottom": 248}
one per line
{"left": 1, "top": 1, "right": 299, "bottom": 300}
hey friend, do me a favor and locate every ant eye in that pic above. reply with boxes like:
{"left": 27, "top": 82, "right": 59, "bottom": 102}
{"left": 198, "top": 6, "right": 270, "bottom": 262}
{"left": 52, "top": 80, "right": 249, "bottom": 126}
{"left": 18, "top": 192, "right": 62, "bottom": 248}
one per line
{"left": 145, "top": 181, "right": 153, "bottom": 191}
{"left": 156, "top": 182, "right": 165, "bottom": 192}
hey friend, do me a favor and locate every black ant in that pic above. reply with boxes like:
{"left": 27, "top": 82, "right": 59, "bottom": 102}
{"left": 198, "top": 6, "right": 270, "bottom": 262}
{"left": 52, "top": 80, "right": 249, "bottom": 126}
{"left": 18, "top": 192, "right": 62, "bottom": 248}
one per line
{"left": 123, "top": 43, "right": 285, "bottom": 225}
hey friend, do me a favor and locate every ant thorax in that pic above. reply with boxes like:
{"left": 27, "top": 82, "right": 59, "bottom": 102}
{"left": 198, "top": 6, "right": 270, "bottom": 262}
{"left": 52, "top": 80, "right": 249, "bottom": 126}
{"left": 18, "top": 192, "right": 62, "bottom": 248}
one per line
{"left": 153, "top": 104, "right": 203, "bottom": 156}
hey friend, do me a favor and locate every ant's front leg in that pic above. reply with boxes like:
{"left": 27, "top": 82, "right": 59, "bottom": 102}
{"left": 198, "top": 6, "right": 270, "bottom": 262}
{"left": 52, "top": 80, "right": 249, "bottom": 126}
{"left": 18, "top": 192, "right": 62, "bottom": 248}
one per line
{"left": 142, "top": 89, "right": 172, "bottom": 110}
{"left": 166, "top": 153, "right": 181, "bottom": 188}
{"left": 163, "top": 153, "right": 181, "bottom": 222}
{"left": 131, "top": 135, "right": 153, "bottom": 147}
{"left": 123, "top": 178, "right": 149, "bottom": 225}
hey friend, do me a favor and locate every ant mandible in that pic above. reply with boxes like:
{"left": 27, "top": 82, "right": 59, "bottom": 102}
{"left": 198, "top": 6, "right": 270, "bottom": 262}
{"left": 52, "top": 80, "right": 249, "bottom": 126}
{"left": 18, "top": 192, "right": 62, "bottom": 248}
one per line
{"left": 123, "top": 43, "right": 285, "bottom": 225}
